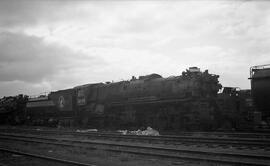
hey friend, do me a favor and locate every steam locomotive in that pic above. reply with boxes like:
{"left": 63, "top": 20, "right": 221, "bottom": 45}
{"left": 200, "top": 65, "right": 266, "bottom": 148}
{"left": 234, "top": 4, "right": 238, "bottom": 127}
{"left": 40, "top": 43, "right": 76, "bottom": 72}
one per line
{"left": 0, "top": 67, "right": 264, "bottom": 131}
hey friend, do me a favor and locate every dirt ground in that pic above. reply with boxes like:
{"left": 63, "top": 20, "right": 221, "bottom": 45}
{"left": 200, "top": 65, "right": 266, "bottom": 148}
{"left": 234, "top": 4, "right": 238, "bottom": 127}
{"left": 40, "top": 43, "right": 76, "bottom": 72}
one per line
{"left": 0, "top": 138, "right": 228, "bottom": 166}
{"left": 0, "top": 125, "right": 246, "bottom": 166}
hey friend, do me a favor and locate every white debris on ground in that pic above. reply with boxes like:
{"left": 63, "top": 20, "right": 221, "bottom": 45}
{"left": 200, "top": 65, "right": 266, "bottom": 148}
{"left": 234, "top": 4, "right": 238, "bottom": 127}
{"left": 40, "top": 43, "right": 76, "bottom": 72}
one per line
{"left": 118, "top": 127, "right": 160, "bottom": 136}
{"left": 76, "top": 129, "right": 98, "bottom": 132}
{"left": 117, "top": 130, "right": 128, "bottom": 135}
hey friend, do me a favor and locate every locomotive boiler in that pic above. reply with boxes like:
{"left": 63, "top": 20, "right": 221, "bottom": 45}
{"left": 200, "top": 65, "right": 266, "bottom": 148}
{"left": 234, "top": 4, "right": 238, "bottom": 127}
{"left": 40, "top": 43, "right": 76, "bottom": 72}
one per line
{"left": 74, "top": 67, "right": 222, "bottom": 130}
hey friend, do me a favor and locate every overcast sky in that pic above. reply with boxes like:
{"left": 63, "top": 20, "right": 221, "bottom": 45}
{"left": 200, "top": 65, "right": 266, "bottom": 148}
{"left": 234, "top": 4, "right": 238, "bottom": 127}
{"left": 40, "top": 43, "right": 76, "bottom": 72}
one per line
{"left": 0, "top": 0, "right": 269, "bottom": 97}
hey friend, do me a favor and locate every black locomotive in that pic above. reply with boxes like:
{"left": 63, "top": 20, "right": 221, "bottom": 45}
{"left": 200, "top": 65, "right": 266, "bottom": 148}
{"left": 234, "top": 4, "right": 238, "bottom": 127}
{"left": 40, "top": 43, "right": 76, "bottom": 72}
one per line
{"left": 0, "top": 66, "right": 265, "bottom": 131}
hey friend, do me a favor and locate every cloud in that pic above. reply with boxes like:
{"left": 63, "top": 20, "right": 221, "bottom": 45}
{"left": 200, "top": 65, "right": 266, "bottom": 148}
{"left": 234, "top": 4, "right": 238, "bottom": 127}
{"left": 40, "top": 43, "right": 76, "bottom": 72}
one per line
{"left": 0, "top": 0, "right": 77, "bottom": 28}
{"left": 0, "top": 32, "right": 103, "bottom": 83}
{"left": 0, "top": 80, "right": 52, "bottom": 97}
{"left": 1, "top": 1, "right": 270, "bottom": 96}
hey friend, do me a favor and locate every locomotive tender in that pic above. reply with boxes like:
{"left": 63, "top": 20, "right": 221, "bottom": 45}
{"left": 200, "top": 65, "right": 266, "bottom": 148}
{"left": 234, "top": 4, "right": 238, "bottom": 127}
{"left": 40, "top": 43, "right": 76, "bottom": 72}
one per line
{"left": 24, "top": 67, "right": 222, "bottom": 130}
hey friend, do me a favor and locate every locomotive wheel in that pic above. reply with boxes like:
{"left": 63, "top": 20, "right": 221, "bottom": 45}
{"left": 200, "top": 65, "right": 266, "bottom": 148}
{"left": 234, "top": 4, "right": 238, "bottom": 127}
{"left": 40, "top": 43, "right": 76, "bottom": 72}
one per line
{"left": 82, "top": 117, "right": 89, "bottom": 127}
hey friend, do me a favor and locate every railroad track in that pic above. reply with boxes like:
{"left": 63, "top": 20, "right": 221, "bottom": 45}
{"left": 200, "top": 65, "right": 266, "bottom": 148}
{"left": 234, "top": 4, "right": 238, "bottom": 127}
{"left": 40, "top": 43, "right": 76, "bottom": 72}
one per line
{"left": 0, "top": 147, "right": 96, "bottom": 166}
{"left": 179, "top": 132, "right": 270, "bottom": 139}
{"left": 0, "top": 132, "right": 270, "bottom": 165}
{"left": 1, "top": 128, "right": 270, "bottom": 149}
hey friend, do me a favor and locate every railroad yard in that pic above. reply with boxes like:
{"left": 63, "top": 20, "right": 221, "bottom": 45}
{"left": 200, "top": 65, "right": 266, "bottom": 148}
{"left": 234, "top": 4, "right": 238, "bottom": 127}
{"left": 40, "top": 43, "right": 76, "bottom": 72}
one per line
{"left": 1, "top": 65, "right": 270, "bottom": 165}
{"left": 1, "top": 0, "right": 270, "bottom": 165}
{"left": 0, "top": 126, "right": 269, "bottom": 166}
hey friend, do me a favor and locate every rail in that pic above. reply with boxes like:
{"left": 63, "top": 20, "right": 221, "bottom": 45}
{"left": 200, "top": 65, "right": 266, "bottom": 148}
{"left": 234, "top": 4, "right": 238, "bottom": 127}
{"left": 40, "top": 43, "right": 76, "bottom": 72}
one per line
{"left": 0, "top": 132, "right": 270, "bottom": 165}
{"left": 0, "top": 147, "right": 96, "bottom": 166}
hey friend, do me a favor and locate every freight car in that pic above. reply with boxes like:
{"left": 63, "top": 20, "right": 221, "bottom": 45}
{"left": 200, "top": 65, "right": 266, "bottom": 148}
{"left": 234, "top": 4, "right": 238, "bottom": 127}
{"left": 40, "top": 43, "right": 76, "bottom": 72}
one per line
{"left": 0, "top": 94, "right": 28, "bottom": 124}
{"left": 250, "top": 64, "right": 270, "bottom": 126}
